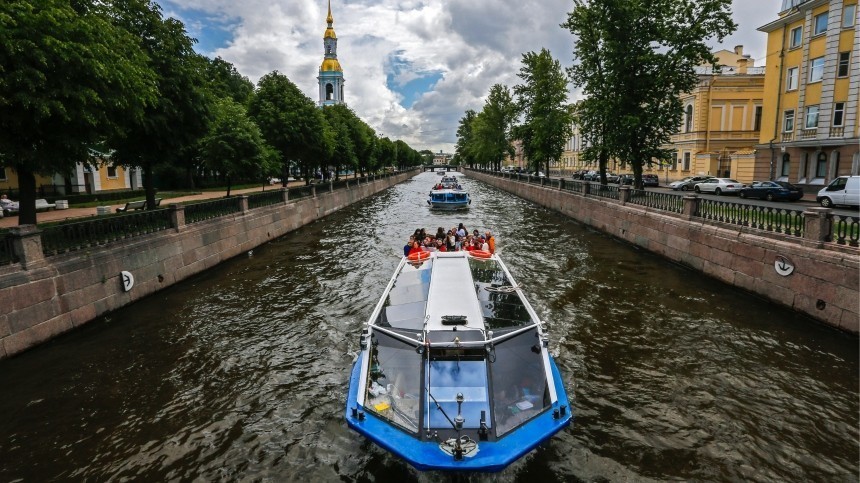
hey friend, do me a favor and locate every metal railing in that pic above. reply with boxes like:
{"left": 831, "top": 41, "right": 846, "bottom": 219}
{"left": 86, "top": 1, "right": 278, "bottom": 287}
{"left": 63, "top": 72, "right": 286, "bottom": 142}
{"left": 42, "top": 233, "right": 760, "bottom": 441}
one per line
{"left": 589, "top": 183, "right": 620, "bottom": 200}
{"left": 248, "top": 190, "right": 284, "bottom": 209}
{"left": 562, "top": 180, "right": 587, "bottom": 195}
{"left": 184, "top": 197, "right": 242, "bottom": 224}
{"left": 0, "top": 231, "right": 17, "bottom": 265}
{"left": 830, "top": 214, "right": 860, "bottom": 247}
{"left": 695, "top": 199, "right": 804, "bottom": 236}
{"left": 628, "top": 189, "right": 685, "bottom": 214}
{"left": 289, "top": 185, "right": 315, "bottom": 199}
{"left": 41, "top": 209, "right": 174, "bottom": 256}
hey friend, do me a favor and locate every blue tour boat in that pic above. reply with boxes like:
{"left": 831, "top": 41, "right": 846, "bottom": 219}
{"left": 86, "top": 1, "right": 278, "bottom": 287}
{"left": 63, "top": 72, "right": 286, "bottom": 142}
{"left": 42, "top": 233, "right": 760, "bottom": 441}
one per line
{"left": 427, "top": 188, "right": 471, "bottom": 210}
{"left": 345, "top": 250, "right": 572, "bottom": 472}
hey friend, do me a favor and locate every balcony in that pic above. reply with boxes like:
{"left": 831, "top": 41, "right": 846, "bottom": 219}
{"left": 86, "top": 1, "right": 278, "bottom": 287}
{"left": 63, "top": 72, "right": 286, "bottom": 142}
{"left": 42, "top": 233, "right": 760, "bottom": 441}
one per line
{"left": 800, "top": 129, "right": 818, "bottom": 140}
{"left": 781, "top": 132, "right": 795, "bottom": 143}
{"left": 780, "top": 0, "right": 811, "bottom": 14}
{"left": 830, "top": 126, "right": 845, "bottom": 138}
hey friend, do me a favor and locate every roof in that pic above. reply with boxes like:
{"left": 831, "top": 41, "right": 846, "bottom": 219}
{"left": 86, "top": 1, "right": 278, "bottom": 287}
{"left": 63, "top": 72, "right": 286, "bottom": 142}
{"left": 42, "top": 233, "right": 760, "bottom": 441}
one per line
{"left": 425, "top": 254, "right": 485, "bottom": 332}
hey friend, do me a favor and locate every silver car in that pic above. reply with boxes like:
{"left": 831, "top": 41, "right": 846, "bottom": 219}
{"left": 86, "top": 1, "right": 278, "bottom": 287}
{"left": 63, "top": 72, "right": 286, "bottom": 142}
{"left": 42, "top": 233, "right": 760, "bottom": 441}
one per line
{"left": 669, "top": 175, "right": 713, "bottom": 191}
{"left": 694, "top": 178, "right": 744, "bottom": 195}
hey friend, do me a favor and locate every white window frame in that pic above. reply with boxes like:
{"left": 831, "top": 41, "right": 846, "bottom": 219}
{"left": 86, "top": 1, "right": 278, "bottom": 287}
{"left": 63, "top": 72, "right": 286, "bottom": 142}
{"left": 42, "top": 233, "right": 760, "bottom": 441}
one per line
{"left": 790, "top": 26, "right": 803, "bottom": 48}
{"left": 813, "top": 12, "right": 828, "bottom": 36}
{"left": 784, "top": 109, "right": 795, "bottom": 132}
{"left": 833, "top": 102, "right": 845, "bottom": 127}
{"left": 843, "top": 4, "right": 856, "bottom": 28}
{"left": 809, "top": 56, "right": 825, "bottom": 83}
{"left": 786, "top": 66, "right": 799, "bottom": 90}
{"left": 805, "top": 105, "right": 820, "bottom": 129}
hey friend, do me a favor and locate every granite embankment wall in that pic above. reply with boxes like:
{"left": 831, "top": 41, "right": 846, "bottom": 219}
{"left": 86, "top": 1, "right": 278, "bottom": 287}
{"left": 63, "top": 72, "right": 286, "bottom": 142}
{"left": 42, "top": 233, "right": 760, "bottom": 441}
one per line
{"left": 468, "top": 170, "right": 859, "bottom": 334}
{"left": 0, "top": 172, "right": 414, "bottom": 359}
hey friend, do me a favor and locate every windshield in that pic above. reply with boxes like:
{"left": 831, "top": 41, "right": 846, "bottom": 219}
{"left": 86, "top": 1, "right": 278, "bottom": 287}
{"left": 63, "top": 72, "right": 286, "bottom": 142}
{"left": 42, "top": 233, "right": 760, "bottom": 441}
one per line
{"left": 365, "top": 331, "right": 422, "bottom": 433}
{"left": 490, "top": 328, "right": 550, "bottom": 436}
{"left": 426, "top": 358, "right": 491, "bottom": 430}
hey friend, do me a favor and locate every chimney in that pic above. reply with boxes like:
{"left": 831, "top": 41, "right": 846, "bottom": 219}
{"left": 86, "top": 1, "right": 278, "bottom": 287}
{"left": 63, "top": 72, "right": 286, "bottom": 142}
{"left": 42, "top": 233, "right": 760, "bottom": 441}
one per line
{"left": 734, "top": 45, "right": 744, "bottom": 56}
{"left": 737, "top": 57, "right": 748, "bottom": 74}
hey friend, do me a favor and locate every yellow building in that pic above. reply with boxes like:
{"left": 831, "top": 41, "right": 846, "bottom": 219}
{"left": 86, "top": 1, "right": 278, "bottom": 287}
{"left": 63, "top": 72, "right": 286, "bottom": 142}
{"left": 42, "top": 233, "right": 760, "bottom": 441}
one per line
{"left": 756, "top": 0, "right": 859, "bottom": 188}
{"left": 0, "top": 150, "right": 142, "bottom": 197}
{"left": 661, "top": 45, "right": 766, "bottom": 183}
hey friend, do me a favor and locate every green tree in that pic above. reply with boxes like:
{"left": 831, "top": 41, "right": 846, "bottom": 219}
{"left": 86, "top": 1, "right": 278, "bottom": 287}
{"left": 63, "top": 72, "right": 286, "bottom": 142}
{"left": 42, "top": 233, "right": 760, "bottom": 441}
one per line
{"left": 204, "top": 56, "right": 254, "bottom": 105}
{"left": 109, "top": 0, "right": 212, "bottom": 209}
{"left": 454, "top": 110, "right": 477, "bottom": 169}
{"left": 564, "top": 0, "right": 735, "bottom": 188}
{"left": 472, "top": 85, "right": 517, "bottom": 171}
{"left": 0, "top": 0, "right": 155, "bottom": 224}
{"left": 513, "top": 48, "right": 573, "bottom": 176}
{"left": 200, "top": 98, "right": 277, "bottom": 197}
{"left": 248, "top": 71, "right": 329, "bottom": 186}
{"left": 321, "top": 104, "right": 356, "bottom": 179}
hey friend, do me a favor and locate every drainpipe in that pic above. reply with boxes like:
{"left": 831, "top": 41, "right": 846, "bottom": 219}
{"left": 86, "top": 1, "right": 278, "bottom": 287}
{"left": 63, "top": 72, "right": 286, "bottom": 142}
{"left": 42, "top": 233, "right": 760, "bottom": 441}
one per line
{"left": 705, "top": 75, "right": 715, "bottom": 174}
{"left": 769, "top": 24, "right": 787, "bottom": 180}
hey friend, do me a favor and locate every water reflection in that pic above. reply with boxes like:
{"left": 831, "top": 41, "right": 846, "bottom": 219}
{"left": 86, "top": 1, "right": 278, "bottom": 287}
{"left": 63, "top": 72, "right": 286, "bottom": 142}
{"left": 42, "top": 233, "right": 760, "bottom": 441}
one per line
{"left": 0, "top": 171, "right": 856, "bottom": 482}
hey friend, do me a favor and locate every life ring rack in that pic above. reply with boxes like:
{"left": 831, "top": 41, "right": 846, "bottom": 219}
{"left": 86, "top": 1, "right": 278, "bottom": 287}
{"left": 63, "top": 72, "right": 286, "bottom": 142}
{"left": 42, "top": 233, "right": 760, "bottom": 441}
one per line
{"left": 469, "top": 250, "right": 492, "bottom": 259}
{"left": 407, "top": 251, "right": 432, "bottom": 262}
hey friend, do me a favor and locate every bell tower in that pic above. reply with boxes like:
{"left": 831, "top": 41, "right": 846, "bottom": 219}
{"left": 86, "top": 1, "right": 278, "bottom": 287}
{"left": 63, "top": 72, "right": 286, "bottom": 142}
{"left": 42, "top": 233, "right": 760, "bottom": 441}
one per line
{"left": 318, "top": 0, "right": 345, "bottom": 106}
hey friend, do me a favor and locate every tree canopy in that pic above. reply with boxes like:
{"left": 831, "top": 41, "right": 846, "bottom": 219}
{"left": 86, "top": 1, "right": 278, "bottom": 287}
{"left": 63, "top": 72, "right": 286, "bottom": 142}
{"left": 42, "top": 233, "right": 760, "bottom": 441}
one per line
{"left": 0, "top": 0, "right": 156, "bottom": 224}
{"left": 564, "top": 0, "right": 736, "bottom": 187}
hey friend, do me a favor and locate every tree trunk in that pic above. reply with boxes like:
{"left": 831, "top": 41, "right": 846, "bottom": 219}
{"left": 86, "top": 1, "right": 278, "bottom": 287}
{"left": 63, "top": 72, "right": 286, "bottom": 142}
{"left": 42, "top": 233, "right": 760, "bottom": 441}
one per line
{"left": 599, "top": 150, "right": 608, "bottom": 185}
{"left": 143, "top": 161, "right": 157, "bottom": 210}
{"left": 226, "top": 176, "right": 232, "bottom": 197}
{"left": 16, "top": 166, "right": 38, "bottom": 226}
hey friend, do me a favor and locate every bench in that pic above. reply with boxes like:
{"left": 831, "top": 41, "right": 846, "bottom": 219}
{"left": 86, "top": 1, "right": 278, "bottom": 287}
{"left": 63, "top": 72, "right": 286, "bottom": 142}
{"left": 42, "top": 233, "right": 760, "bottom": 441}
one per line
{"left": 116, "top": 198, "right": 161, "bottom": 213}
{"left": 116, "top": 200, "right": 146, "bottom": 212}
{"left": 35, "top": 199, "right": 55, "bottom": 211}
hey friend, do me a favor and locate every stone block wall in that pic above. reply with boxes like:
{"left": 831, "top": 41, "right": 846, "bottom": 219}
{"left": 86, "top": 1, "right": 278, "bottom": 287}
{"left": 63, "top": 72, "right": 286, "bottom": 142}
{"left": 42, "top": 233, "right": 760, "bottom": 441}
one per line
{"left": 469, "top": 170, "right": 859, "bottom": 334}
{"left": 0, "top": 173, "right": 412, "bottom": 359}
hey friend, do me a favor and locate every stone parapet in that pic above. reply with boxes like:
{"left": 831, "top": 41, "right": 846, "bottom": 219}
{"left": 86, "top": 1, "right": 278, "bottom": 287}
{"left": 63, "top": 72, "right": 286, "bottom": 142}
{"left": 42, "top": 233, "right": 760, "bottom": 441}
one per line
{"left": 467, "top": 169, "right": 859, "bottom": 334}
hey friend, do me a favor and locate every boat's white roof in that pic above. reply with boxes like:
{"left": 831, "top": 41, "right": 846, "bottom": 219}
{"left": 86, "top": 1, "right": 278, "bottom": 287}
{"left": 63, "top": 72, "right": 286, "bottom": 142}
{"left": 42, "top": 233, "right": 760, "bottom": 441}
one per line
{"left": 425, "top": 253, "right": 484, "bottom": 331}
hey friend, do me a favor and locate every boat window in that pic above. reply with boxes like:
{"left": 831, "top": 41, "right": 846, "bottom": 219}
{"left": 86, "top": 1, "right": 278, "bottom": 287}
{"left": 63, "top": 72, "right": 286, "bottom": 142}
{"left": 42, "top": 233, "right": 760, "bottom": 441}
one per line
{"left": 469, "top": 259, "right": 533, "bottom": 329}
{"left": 432, "top": 193, "right": 445, "bottom": 201}
{"left": 378, "top": 261, "right": 432, "bottom": 330}
{"left": 365, "top": 331, "right": 422, "bottom": 433}
{"left": 490, "top": 328, "right": 550, "bottom": 436}
{"left": 426, "top": 357, "right": 491, "bottom": 430}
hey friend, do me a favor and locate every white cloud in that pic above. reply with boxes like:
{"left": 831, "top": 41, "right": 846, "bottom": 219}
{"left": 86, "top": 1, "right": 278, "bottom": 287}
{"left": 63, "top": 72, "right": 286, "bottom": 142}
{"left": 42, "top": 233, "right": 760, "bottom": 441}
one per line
{"left": 161, "top": 0, "right": 773, "bottom": 153}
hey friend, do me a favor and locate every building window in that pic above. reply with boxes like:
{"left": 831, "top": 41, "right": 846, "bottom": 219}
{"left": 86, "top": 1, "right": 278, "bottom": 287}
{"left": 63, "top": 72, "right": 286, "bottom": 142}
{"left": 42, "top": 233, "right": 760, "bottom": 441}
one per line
{"left": 672, "top": 156, "right": 678, "bottom": 170}
{"left": 754, "top": 106, "right": 762, "bottom": 131}
{"left": 837, "top": 52, "right": 850, "bottom": 77}
{"left": 805, "top": 106, "right": 819, "bottom": 129}
{"left": 685, "top": 104, "right": 693, "bottom": 132}
{"left": 813, "top": 12, "right": 828, "bottom": 36}
{"left": 781, "top": 153, "right": 791, "bottom": 177}
{"left": 326, "top": 83, "right": 334, "bottom": 100}
{"left": 816, "top": 152, "right": 828, "bottom": 177}
{"left": 107, "top": 165, "right": 118, "bottom": 178}
{"left": 809, "top": 57, "right": 825, "bottom": 82}
{"left": 784, "top": 109, "right": 795, "bottom": 132}
{"left": 844, "top": 4, "right": 857, "bottom": 27}
{"left": 0, "top": 167, "right": 6, "bottom": 181}
{"left": 786, "top": 66, "right": 799, "bottom": 90}
{"left": 683, "top": 152, "right": 691, "bottom": 171}
{"left": 833, "top": 102, "right": 845, "bottom": 126}
{"left": 790, "top": 26, "right": 803, "bottom": 48}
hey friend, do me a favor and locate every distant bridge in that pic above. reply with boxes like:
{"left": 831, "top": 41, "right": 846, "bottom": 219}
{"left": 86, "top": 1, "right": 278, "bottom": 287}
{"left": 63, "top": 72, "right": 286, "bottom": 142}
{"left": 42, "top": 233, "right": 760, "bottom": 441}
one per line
{"left": 423, "top": 165, "right": 458, "bottom": 172}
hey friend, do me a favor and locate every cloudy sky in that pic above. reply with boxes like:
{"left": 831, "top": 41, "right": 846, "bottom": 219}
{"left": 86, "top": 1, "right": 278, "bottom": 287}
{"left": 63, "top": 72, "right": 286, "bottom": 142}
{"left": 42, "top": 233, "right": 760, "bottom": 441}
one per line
{"left": 159, "top": 0, "right": 776, "bottom": 153}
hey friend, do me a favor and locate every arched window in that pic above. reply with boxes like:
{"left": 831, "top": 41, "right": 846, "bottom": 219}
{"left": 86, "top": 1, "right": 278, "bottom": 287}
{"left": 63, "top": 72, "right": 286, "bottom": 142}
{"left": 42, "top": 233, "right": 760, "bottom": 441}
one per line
{"left": 326, "top": 83, "right": 334, "bottom": 100}
{"left": 685, "top": 105, "right": 694, "bottom": 133}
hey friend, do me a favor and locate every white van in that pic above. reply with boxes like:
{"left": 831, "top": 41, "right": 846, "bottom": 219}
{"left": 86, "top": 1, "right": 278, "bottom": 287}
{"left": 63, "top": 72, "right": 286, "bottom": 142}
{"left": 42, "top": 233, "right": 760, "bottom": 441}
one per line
{"left": 817, "top": 175, "right": 860, "bottom": 208}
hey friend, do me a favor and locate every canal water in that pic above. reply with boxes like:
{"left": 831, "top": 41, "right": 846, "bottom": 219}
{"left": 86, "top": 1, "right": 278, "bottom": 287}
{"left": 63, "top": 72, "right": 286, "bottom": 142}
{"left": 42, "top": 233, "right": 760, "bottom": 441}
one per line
{"left": 1, "top": 172, "right": 857, "bottom": 482}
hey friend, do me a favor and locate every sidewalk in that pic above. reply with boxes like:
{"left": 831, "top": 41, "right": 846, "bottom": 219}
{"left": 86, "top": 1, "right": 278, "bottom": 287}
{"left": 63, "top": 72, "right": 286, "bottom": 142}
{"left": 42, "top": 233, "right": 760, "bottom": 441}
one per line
{"left": 0, "top": 182, "right": 305, "bottom": 228}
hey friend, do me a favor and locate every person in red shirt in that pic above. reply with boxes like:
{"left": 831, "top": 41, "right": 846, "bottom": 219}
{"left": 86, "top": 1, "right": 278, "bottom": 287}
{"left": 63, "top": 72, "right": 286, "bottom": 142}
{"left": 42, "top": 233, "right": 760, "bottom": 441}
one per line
{"left": 408, "top": 241, "right": 424, "bottom": 255}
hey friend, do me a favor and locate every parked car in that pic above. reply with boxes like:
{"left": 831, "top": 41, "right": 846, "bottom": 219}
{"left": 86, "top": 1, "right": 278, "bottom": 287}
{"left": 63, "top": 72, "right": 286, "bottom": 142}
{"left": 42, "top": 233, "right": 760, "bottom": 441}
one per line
{"left": 571, "top": 169, "right": 588, "bottom": 180}
{"left": 739, "top": 181, "right": 801, "bottom": 201}
{"left": 618, "top": 174, "right": 634, "bottom": 185}
{"left": 642, "top": 174, "right": 659, "bottom": 187}
{"left": 583, "top": 170, "right": 600, "bottom": 181}
{"left": 694, "top": 178, "right": 744, "bottom": 195}
{"left": 774, "top": 181, "right": 803, "bottom": 201}
{"left": 817, "top": 175, "right": 860, "bottom": 208}
{"left": 669, "top": 176, "right": 713, "bottom": 191}
{"left": 606, "top": 173, "right": 620, "bottom": 183}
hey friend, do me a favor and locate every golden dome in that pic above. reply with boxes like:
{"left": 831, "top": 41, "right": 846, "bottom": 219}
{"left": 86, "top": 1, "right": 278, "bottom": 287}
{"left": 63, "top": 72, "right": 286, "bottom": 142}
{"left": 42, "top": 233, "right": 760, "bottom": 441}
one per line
{"left": 321, "top": 58, "right": 342, "bottom": 72}
{"left": 324, "top": 27, "right": 337, "bottom": 39}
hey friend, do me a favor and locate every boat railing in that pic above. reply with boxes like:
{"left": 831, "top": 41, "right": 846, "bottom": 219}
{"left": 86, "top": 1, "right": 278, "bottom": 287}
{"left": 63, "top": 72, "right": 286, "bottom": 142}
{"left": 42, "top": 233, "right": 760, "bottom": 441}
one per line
{"left": 370, "top": 321, "right": 540, "bottom": 348}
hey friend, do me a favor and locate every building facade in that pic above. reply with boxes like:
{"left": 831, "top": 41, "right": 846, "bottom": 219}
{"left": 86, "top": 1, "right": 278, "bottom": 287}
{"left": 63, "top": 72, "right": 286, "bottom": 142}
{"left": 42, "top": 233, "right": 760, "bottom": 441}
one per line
{"left": 318, "top": 1, "right": 345, "bottom": 106}
{"left": 0, "top": 150, "right": 141, "bottom": 197}
{"left": 756, "top": 0, "right": 859, "bottom": 189}
{"left": 668, "top": 46, "right": 766, "bottom": 184}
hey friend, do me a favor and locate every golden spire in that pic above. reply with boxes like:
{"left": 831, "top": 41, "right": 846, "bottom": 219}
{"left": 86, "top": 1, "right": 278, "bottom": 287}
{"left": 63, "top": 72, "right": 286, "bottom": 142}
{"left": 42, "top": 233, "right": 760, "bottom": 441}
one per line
{"left": 326, "top": 0, "right": 333, "bottom": 25}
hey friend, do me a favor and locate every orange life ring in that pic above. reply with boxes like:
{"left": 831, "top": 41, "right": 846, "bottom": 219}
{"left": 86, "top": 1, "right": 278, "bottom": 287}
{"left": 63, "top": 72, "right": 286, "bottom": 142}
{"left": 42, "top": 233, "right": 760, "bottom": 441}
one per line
{"left": 470, "top": 250, "right": 492, "bottom": 259}
{"left": 407, "top": 251, "right": 431, "bottom": 261}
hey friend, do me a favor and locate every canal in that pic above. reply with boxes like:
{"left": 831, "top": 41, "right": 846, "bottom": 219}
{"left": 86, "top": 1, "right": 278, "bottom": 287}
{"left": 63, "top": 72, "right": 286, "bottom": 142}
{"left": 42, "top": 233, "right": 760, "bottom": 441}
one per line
{"left": 1, "top": 171, "right": 857, "bottom": 481}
